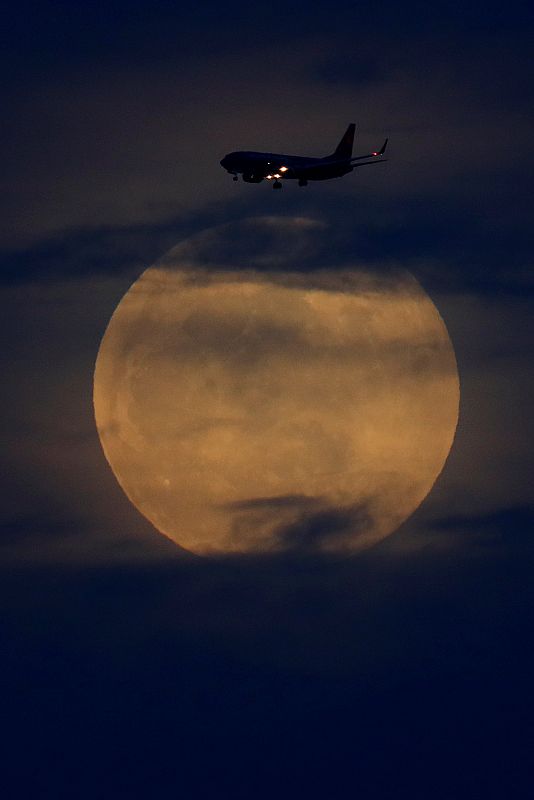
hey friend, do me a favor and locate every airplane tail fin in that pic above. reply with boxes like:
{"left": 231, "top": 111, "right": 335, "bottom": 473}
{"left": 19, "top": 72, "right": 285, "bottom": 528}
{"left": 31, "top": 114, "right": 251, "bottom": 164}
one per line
{"left": 331, "top": 123, "right": 356, "bottom": 159}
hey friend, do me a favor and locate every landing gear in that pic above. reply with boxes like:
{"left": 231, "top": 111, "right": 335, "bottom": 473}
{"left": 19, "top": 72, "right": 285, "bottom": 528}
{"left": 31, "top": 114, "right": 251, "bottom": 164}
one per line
{"left": 273, "top": 180, "right": 282, "bottom": 190}
{"left": 232, "top": 175, "right": 238, "bottom": 181}
{"left": 298, "top": 178, "right": 308, "bottom": 187}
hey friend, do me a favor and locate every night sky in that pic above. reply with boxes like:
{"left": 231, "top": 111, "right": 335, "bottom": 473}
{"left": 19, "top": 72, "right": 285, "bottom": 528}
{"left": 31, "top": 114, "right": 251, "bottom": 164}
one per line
{"left": 2, "top": 2, "right": 534, "bottom": 797}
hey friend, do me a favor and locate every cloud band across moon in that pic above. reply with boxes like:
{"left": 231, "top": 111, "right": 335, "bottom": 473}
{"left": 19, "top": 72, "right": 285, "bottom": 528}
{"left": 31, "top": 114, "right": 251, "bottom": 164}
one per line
{"left": 93, "top": 218, "right": 459, "bottom": 555}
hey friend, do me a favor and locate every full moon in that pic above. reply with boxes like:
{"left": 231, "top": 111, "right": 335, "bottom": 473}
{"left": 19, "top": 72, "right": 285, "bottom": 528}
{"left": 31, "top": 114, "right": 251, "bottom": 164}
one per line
{"left": 94, "top": 220, "right": 459, "bottom": 555}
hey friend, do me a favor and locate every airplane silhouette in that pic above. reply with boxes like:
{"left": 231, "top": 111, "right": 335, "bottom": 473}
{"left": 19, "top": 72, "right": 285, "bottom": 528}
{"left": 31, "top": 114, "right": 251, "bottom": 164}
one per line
{"left": 220, "top": 123, "right": 388, "bottom": 189}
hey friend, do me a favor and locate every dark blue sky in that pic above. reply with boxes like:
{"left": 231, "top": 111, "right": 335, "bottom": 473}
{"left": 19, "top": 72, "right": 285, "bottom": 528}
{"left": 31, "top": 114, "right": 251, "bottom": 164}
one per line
{"left": 1, "top": 1, "right": 534, "bottom": 797}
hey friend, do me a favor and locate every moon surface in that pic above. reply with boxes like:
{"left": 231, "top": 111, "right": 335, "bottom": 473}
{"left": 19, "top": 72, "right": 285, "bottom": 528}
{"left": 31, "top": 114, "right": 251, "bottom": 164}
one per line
{"left": 94, "top": 222, "right": 459, "bottom": 555}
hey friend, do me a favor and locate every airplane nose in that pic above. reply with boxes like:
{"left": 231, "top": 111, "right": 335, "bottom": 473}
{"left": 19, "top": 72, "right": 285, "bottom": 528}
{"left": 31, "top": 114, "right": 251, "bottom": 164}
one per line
{"left": 220, "top": 155, "right": 229, "bottom": 168}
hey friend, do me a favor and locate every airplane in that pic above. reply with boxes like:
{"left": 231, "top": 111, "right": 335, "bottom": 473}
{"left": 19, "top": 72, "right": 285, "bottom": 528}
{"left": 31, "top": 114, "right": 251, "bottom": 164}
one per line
{"left": 220, "top": 123, "right": 388, "bottom": 189}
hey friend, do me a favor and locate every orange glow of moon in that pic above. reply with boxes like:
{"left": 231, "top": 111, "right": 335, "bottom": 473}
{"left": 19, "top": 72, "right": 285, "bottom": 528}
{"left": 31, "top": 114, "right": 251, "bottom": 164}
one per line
{"left": 94, "top": 227, "right": 459, "bottom": 555}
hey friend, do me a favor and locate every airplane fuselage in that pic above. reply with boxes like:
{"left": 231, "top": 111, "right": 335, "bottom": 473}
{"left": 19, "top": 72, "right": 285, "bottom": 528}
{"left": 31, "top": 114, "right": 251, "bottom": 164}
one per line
{"left": 220, "top": 151, "right": 352, "bottom": 183}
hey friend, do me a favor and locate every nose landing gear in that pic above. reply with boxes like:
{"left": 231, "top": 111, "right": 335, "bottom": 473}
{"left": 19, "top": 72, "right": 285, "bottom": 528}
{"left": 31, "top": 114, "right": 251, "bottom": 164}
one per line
{"left": 273, "top": 180, "right": 282, "bottom": 190}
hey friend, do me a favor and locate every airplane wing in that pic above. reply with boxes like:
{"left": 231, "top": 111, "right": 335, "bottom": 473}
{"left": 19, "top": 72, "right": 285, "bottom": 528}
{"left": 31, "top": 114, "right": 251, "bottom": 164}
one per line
{"left": 350, "top": 138, "right": 388, "bottom": 162}
{"left": 285, "top": 139, "right": 388, "bottom": 172}
{"left": 289, "top": 157, "right": 387, "bottom": 172}
{"left": 351, "top": 158, "right": 388, "bottom": 167}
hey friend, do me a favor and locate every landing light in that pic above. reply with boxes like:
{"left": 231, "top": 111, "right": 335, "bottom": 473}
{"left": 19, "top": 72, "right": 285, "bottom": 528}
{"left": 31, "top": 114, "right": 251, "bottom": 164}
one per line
{"left": 279, "top": 166, "right": 288, "bottom": 172}
{"left": 273, "top": 173, "right": 281, "bottom": 179}
{"left": 266, "top": 174, "right": 273, "bottom": 180}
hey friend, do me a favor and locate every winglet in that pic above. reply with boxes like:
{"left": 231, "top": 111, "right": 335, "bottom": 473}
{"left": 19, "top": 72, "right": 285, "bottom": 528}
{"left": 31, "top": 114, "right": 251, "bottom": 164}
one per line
{"left": 370, "top": 139, "right": 388, "bottom": 157}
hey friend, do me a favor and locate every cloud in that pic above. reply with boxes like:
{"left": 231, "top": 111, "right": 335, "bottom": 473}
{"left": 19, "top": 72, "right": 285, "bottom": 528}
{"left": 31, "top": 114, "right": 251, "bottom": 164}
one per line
{"left": 432, "top": 505, "right": 534, "bottom": 546}
{"left": 1, "top": 14, "right": 533, "bottom": 565}
{"left": 2, "top": 19, "right": 533, "bottom": 260}
{"left": 2, "top": 512, "right": 534, "bottom": 797}
{"left": 220, "top": 494, "right": 375, "bottom": 554}
{"left": 2, "top": 192, "right": 532, "bottom": 302}
{"left": 158, "top": 216, "right": 329, "bottom": 274}
{"left": 274, "top": 502, "right": 372, "bottom": 552}
{"left": 1, "top": 208, "right": 533, "bottom": 565}
{"left": 1, "top": 8, "right": 534, "bottom": 795}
